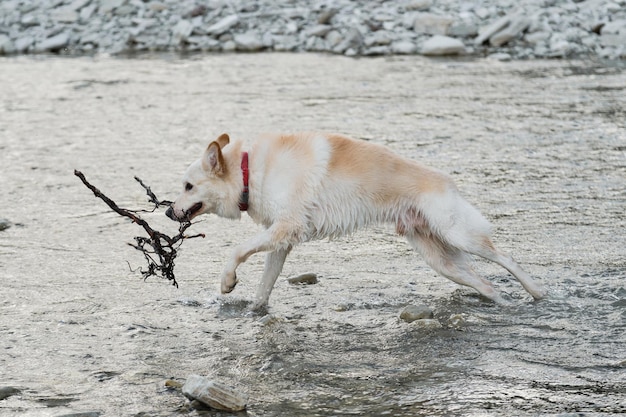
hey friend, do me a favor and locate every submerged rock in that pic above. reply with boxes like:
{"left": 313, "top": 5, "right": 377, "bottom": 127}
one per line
{"left": 0, "top": 386, "right": 21, "bottom": 400}
{"left": 182, "top": 375, "right": 247, "bottom": 412}
{"left": 0, "top": 218, "right": 11, "bottom": 231}
{"left": 400, "top": 304, "right": 434, "bottom": 322}
{"left": 287, "top": 273, "right": 318, "bottom": 285}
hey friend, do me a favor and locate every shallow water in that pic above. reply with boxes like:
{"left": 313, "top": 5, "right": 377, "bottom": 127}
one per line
{"left": 0, "top": 54, "right": 624, "bottom": 416}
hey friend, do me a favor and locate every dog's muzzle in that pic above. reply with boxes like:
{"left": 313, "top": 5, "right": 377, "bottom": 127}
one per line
{"left": 166, "top": 202, "right": 203, "bottom": 222}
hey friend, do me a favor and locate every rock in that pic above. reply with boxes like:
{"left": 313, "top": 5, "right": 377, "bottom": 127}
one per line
{"left": 306, "top": 24, "right": 332, "bottom": 38}
{"left": 287, "top": 273, "right": 318, "bottom": 285}
{"left": 421, "top": 35, "right": 466, "bottom": 56}
{"left": 182, "top": 375, "right": 247, "bottom": 412}
{"left": 448, "top": 21, "right": 478, "bottom": 38}
{"left": 474, "top": 15, "right": 511, "bottom": 45}
{"left": 489, "top": 16, "right": 531, "bottom": 47}
{"left": 234, "top": 32, "right": 264, "bottom": 51}
{"left": 405, "top": 0, "right": 432, "bottom": 11}
{"left": 400, "top": 304, "right": 434, "bottom": 322}
{"left": 524, "top": 31, "right": 551, "bottom": 45}
{"left": 172, "top": 19, "right": 193, "bottom": 42}
{"left": 0, "top": 386, "right": 21, "bottom": 400}
{"left": 317, "top": 8, "right": 338, "bottom": 25}
{"left": 68, "top": 0, "right": 92, "bottom": 11}
{"left": 391, "top": 40, "right": 417, "bottom": 54}
{"left": 0, "top": 35, "right": 15, "bottom": 54}
{"left": 51, "top": 8, "right": 79, "bottom": 22}
{"left": 412, "top": 13, "right": 454, "bottom": 35}
{"left": 15, "top": 36, "right": 34, "bottom": 53}
{"left": 206, "top": 15, "right": 239, "bottom": 36}
{"left": 38, "top": 32, "right": 70, "bottom": 52}
{"left": 333, "top": 27, "right": 363, "bottom": 54}
{"left": 98, "top": 0, "right": 125, "bottom": 14}
{"left": 0, "top": 218, "right": 11, "bottom": 231}
{"left": 601, "top": 20, "right": 626, "bottom": 35}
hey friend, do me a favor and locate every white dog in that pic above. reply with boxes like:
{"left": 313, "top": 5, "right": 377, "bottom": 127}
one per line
{"left": 166, "top": 132, "right": 546, "bottom": 309}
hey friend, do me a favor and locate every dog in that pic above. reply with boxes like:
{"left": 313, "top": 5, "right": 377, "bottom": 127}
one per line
{"left": 166, "top": 132, "right": 546, "bottom": 309}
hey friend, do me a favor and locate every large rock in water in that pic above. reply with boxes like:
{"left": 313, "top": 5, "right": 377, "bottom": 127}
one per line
{"left": 182, "top": 375, "right": 247, "bottom": 412}
{"left": 421, "top": 35, "right": 466, "bottom": 55}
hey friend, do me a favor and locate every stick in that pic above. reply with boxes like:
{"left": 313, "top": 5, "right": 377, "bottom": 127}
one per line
{"left": 74, "top": 170, "right": 204, "bottom": 287}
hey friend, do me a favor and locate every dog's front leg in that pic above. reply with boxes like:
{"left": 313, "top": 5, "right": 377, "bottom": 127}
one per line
{"left": 251, "top": 246, "right": 292, "bottom": 310}
{"left": 220, "top": 223, "right": 300, "bottom": 296}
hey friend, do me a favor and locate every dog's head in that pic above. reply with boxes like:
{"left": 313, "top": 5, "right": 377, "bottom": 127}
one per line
{"left": 166, "top": 133, "right": 239, "bottom": 222}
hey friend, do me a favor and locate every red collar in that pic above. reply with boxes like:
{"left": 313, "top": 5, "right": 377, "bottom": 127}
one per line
{"left": 238, "top": 152, "right": 249, "bottom": 211}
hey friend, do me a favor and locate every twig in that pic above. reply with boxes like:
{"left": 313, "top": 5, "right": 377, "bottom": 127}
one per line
{"left": 74, "top": 170, "right": 204, "bottom": 287}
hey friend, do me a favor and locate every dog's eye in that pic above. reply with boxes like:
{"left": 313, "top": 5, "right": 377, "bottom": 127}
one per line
{"left": 185, "top": 183, "right": 193, "bottom": 191}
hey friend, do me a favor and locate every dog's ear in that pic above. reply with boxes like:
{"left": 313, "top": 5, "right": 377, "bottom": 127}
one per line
{"left": 202, "top": 141, "right": 226, "bottom": 176}
{"left": 216, "top": 133, "right": 230, "bottom": 149}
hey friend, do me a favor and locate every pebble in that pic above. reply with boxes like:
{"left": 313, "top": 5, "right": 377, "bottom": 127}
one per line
{"left": 0, "top": 218, "right": 10, "bottom": 231}
{"left": 182, "top": 375, "right": 247, "bottom": 412}
{"left": 399, "top": 304, "right": 434, "bottom": 322}
{"left": 287, "top": 273, "right": 318, "bottom": 285}
{"left": 0, "top": 0, "right": 623, "bottom": 60}
{"left": 421, "top": 35, "right": 466, "bottom": 55}
{"left": 0, "top": 386, "right": 21, "bottom": 400}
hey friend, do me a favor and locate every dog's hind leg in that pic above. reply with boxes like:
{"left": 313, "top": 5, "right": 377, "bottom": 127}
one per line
{"left": 251, "top": 246, "right": 292, "bottom": 310}
{"left": 466, "top": 237, "right": 547, "bottom": 300}
{"left": 407, "top": 232, "right": 505, "bottom": 303}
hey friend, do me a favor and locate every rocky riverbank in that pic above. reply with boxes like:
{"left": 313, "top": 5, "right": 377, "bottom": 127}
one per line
{"left": 0, "top": 0, "right": 625, "bottom": 60}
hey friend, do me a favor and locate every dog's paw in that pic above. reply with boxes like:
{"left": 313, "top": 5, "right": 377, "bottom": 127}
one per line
{"left": 220, "top": 271, "right": 238, "bottom": 294}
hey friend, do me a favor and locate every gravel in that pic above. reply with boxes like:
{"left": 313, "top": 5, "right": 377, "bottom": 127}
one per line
{"left": 0, "top": 0, "right": 624, "bottom": 59}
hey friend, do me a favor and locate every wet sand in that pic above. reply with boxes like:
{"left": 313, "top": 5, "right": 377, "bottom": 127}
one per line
{"left": 0, "top": 54, "right": 624, "bottom": 416}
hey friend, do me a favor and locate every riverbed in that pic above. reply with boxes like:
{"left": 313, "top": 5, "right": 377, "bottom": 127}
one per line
{"left": 0, "top": 53, "right": 624, "bottom": 416}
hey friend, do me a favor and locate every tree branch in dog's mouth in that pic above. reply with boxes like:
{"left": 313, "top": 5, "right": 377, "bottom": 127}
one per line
{"left": 74, "top": 170, "right": 204, "bottom": 287}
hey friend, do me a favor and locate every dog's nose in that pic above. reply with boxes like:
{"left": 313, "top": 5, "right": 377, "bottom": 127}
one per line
{"left": 165, "top": 206, "right": 176, "bottom": 220}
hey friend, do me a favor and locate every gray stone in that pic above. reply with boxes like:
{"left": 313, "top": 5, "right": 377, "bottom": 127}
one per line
{"left": 172, "top": 19, "right": 193, "bottom": 41}
{"left": 15, "top": 36, "right": 34, "bottom": 53}
{"left": 448, "top": 21, "right": 478, "bottom": 37}
{"left": 20, "top": 14, "right": 39, "bottom": 27}
{"left": 412, "top": 13, "right": 454, "bottom": 35}
{"left": 206, "top": 15, "right": 239, "bottom": 35}
{"left": 287, "top": 273, "right": 318, "bottom": 285}
{"left": 317, "top": 8, "right": 338, "bottom": 25}
{"left": 305, "top": 24, "right": 332, "bottom": 37}
{"left": 489, "top": 16, "right": 530, "bottom": 47}
{"left": 391, "top": 39, "right": 417, "bottom": 54}
{"left": 99, "top": 0, "right": 125, "bottom": 14}
{"left": 0, "top": 35, "right": 15, "bottom": 54}
{"left": 524, "top": 31, "right": 551, "bottom": 45}
{"left": 333, "top": 27, "right": 363, "bottom": 54}
{"left": 51, "top": 8, "right": 80, "bottom": 23}
{"left": 182, "top": 375, "right": 247, "bottom": 412}
{"left": 474, "top": 15, "right": 511, "bottom": 45}
{"left": 68, "top": 0, "right": 92, "bottom": 11}
{"left": 234, "top": 32, "right": 264, "bottom": 51}
{"left": 405, "top": 0, "right": 432, "bottom": 11}
{"left": 0, "top": 386, "right": 20, "bottom": 400}
{"left": 80, "top": 4, "right": 97, "bottom": 20}
{"left": 601, "top": 20, "right": 626, "bottom": 35}
{"left": 421, "top": 35, "right": 466, "bottom": 55}
{"left": 38, "top": 32, "right": 70, "bottom": 51}
{"left": 400, "top": 304, "right": 434, "bottom": 322}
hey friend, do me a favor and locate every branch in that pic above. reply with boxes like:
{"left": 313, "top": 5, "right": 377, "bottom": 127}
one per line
{"left": 74, "top": 170, "right": 204, "bottom": 287}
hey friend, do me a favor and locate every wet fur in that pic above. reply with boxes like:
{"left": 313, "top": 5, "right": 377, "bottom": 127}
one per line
{"left": 168, "top": 132, "right": 546, "bottom": 309}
